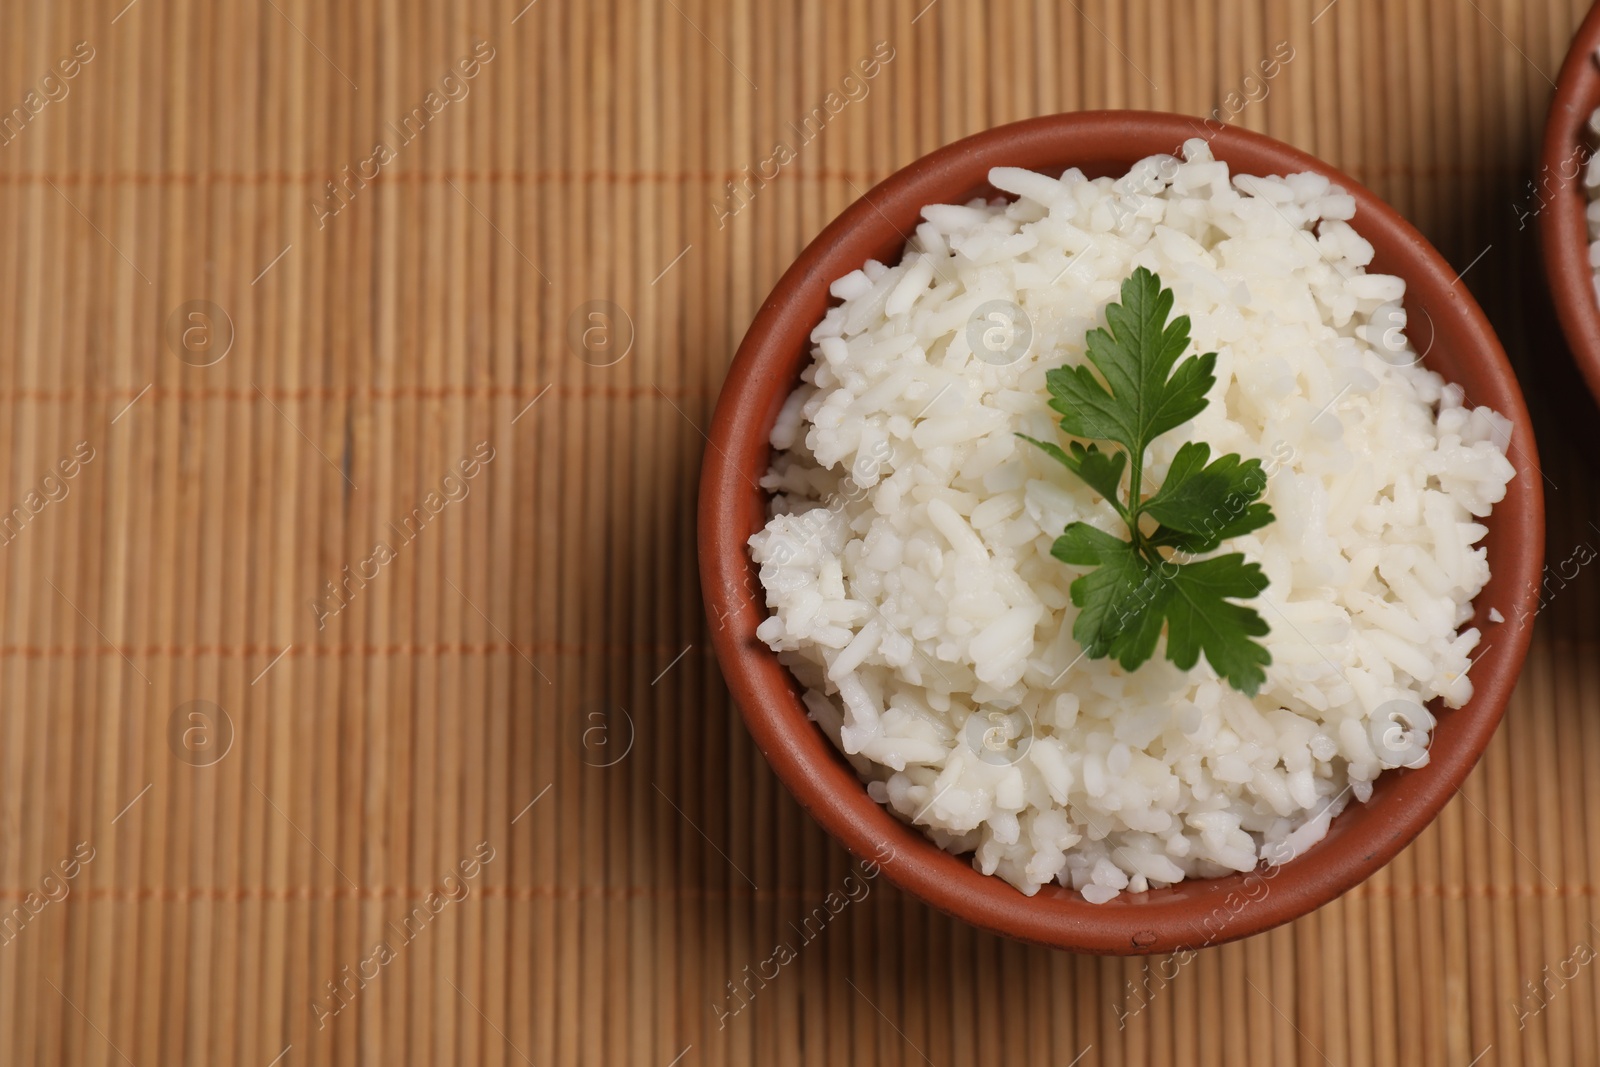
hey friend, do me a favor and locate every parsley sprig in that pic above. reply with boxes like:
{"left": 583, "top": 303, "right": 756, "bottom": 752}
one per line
{"left": 1020, "top": 267, "right": 1275, "bottom": 695}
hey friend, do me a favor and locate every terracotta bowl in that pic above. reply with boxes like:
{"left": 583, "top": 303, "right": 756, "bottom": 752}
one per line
{"left": 1542, "top": 3, "right": 1600, "bottom": 402}
{"left": 700, "top": 111, "right": 1544, "bottom": 954}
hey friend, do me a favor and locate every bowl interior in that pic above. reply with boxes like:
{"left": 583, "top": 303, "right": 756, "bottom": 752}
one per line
{"left": 701, "top": 111, "right": 1544, "bottom": 954}
{"left": 1541, "top": 3, "right": 1600, "bottom": 402}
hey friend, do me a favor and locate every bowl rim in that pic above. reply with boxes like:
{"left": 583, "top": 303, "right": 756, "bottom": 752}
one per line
{"left": 699, "top": 110, "right": 1544, "bottom": 955}
{"left": 1540, "top": 1, "right": 1600, "bottom": 403}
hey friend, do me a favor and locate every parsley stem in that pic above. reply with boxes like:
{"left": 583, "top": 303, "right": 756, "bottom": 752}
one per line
{"left": 1125, "top": 443, "right": 1144, "bottom": 552}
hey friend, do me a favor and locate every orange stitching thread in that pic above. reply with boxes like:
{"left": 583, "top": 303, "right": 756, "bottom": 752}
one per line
{"left": 1340, "top": 883, "right": 1588, "bottom": 900}
{"left": 0, "top": 642, "right": 705, "bottom": 658}
{"left": 0, "top": 384, "right": 714, "bottom": 403}
{"left": 0, "top": 168, "right": 888, "bottom": 186}
{"left": 1339, "top": 163, "right": 1503, "bottom": 180}
{"left": 0, "top": 884, "right": 819, "bottom": 902}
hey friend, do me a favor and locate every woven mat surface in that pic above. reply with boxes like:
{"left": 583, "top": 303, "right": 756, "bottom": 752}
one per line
{"left": 0, "top": 0, "right": 1596, "bottom": 1064}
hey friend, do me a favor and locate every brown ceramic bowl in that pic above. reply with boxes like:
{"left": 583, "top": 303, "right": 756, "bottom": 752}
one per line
{"left": 700, "top": 111, "right": 1544, "bottom": 954}
{"left": 1542, "top": 2, "right": 1600, "bottom": 401}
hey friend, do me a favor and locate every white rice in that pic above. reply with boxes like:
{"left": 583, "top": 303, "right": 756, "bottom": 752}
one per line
{"left": 1584, "top": 101, "right": 1600, "bottom": 303}
{"left": 749, "top": 138, "right": 1515, "bottom": 901}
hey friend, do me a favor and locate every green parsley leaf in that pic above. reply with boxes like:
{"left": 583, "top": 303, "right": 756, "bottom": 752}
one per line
{"left": 1017, "top": 436, "right": 1128, "bottom": 513}
{"left": 1019, "top": 267, "right": 1276, "bottom": 695}
{"left": 1044, "top": 267, "right": 1217, "bottom": 459}
{"left": 1050, "top": 523, "right": 1160, "bottom": 658}
{"left": 1142, "top": 441, "right": 1275, "bottom": 555}
{"left": 1160, "top": 556, "right": 1272, "bottom": 695}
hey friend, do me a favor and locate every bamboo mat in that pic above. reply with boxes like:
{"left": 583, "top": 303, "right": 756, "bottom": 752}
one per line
{"left": 0, "top": 0, "right": 1596, "bottom": 1064}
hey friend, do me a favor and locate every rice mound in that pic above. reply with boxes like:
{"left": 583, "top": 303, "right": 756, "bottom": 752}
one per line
{"left": 749, "top": 139, "right": 1515, "bottom": 901}
{"left": 1583, "top": 101, "right": 1600, "bottom": 303}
